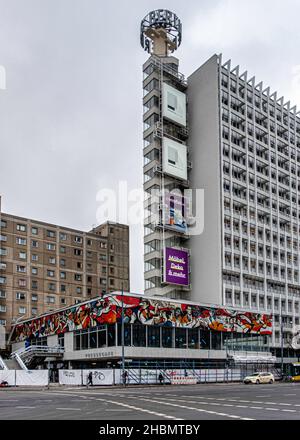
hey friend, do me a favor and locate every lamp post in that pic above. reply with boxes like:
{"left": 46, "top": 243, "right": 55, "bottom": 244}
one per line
{"left": 280, "top": 315, "right": 284, "bottom": 379}
{"left": 121, "top": 283, "right": 125, "bottom": 385}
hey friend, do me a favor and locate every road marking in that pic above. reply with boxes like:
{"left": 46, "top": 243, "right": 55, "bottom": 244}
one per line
{"left": 56, "top": 408, "right": 81, "bottom": 411}
{"left": 95, "top": 398, "right": 183, "bottom": 420}
{"left": 282, "top": 409, "right": 296, "bottom": 413}
{"left": 250, "top": 406, "right": 263, "bottom": 410}
{"left": 0, "top": 400, "right": 19, "bottom": 402}
{"left": 15, "top": 406, "right": 36, "bottom": 409}
{"left": 105, "top": 409, "right": 132, "bottom": 412}
{"left": 284, "top": 394, "right": 296, "bottom": 396}
{"left": 140, "top": 397, "right": 255, "bottom": 420}
{"left": 265, "top": 408, "right": 279, "bottom": 411}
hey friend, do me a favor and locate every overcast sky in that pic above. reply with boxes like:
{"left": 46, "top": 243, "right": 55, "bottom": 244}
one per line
{"left": 0, "top": 0, "right": 299, "bottom": 293}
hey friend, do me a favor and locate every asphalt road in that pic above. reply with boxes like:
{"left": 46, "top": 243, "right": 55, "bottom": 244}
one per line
{"left": 1, "top": 382, "right": 300, "bottom": 420}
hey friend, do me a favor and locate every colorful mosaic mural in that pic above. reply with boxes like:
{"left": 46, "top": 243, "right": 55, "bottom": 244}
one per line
{"left": 12, "top": 293, "right": 272, "bottom": 342}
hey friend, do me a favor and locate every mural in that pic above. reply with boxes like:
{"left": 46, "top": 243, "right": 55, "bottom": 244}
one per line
{"left": 12, "top": 293, "right": 272, "bottom": 342}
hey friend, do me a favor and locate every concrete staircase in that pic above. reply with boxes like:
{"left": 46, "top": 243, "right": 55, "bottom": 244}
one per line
{"left": 3, "top": 358, "right": 22, "bottom": 370}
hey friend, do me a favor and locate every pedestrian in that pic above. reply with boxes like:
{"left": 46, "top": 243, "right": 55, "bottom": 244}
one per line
{"left": 159, "top": 372, "right": 163, "bottom": 385}
{"left": 87, "top": 371, "right": 93, "bottom": 386}
{"left": 123, "top": 370, "right": 128, "bottom": 386}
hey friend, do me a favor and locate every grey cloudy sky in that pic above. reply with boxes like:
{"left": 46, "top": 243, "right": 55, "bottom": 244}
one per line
{"left": 0, "top": 0, "right": 299, "bottom": 293}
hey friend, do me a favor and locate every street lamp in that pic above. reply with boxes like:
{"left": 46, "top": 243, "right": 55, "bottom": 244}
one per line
{"left": 280, "top": 314, "right": 293, "bottom": 379}
{"left": 121, "top": 283, "right": 125, "bottom": 385}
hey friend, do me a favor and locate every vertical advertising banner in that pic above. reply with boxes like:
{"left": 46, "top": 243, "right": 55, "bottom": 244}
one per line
{"left": 163, "top": 191, "right": 188, "bottom": 233}
{"left": 164, "top": 247, "right": 189, "bottom": 286}
{"left": 162, "top": 83, "right": 187, "bottom": 127}
{"left": 162, "top": 137, "right": 187, "bottom": 181}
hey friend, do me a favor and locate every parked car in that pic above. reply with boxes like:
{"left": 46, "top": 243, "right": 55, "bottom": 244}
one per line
{"left": 243, "top": 372, "right": 275, "bottom": 384}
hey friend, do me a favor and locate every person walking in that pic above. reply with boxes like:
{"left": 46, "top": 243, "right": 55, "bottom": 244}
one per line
{"left": 159, "top": 372, "right": 164, "bottom": 385}
{"left": 122, "top": 370, "right": 128, "bottom": 386}
{"left": 87, "top": 371, "right": 93, "bottom": 387}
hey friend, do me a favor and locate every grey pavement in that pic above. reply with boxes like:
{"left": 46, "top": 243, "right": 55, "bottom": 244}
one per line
{"left": 1, "top": 382, "right": 300, "bottom": 420}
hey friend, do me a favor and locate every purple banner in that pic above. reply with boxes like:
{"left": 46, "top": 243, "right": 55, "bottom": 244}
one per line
{"left": 164, "top": 247, "right": 189, "bottom": 286}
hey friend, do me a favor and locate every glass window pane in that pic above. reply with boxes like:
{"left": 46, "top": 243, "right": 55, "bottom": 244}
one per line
{"left": 133, "top": 325, "right": 146, "bottom": 347}
{"left": 147, "top": 326, "right": 160, "bottom": 347}
{"left": 162, "top": 327, "right": 173, "bottom": 348}
{"left": 175, "top": 328, "right": 187, "bottom": 349}
{"left": 107, "top": 325, "right": 116, "bottom": 346}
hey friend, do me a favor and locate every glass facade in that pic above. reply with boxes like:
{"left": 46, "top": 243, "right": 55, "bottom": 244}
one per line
{"left": 73, "top": 323, "right": 270, "bottom": 352}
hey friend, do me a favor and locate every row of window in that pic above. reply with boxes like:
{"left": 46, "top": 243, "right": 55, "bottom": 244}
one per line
{"left": 1, "top": 265, "right": 114, "bottom": 278}
{"left": 73, "top": 323, "right": 270, "bottom": 352}
{"left": 224, "top": 273, "right": 300, "bottom": 297}
{"left": 0, "top": 276, "right": 114, "bottom": 289}
{"left": 224, "top": 217, "right": 300, "bottom": 245}
{"left": 220, "top": 72, "right": 300, "bottom": 133}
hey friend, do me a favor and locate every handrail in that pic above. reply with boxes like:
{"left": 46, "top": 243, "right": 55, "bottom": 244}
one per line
{"left": 13, "top": 352, "right": 28, "bottom": 371}
{"left": 0, "top": 355, "right": 8, "bottom": 370}
{"left": 12, "top": 345, "right": 64, "bottom": 357}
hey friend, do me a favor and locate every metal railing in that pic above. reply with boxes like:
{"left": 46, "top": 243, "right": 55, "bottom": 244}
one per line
{"left": 0, "top": 354, "right": 8, "bottom": 370}
{"left": 11, "top": 345, "right": 64, "bottom": 370}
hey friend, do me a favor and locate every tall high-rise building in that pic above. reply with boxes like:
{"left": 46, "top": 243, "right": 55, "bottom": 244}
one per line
{"left": 142, "top": 10, "right": 300, "bottom": 355}
{"left": 0, "top": 196, "right": 130, "bottom": 345}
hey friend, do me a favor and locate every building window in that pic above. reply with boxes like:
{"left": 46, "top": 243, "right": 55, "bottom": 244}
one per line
{"left": 49, "top": 257, "right": 56, "bottom": 264}
{"left": 74, "top": 236, "right": 83, "bottom": 243}
{"left": 60, "top": 284, "right": 66, "bottom": 293}
{"left": 61, "top": 298, "right": 66, "bottom": 304}
{"left": 60, "top": 272, "right": 66, "bottom": 279}
{"left": 74, "top": 274, "right": 82, "bottom": 281}
{"left": 19, "top": 251, "right": 27, "bottom": 260}
{"left": 16, "top": 292, "right": 26, "bottom": 300}
{"left": 0, "top": 248, "right": 7, "bottom": 256}
{"left": 46, "top": 296, "right": 55, "bottom": 304}
{"left": 16, "top": 265, "right": 26, "bottom": 273}
{"left": 17, "top": 224, "right": 26, "bottom": 232}
{"left": 31, "top": 240, "right": 38, "bottom": 248}
{"left": 31, "top": 294, "right": 38, "bottom": 302}
{"left": 46, "top": 243, "right": 55, "bottom": 251}
{"left": 48, "top": 283, "right": 55, "bottom": 291}
{"left": 0, "top": 319, "right": 6, "bottom": 326}
{"left": 47, "top": 270, "right": 55, "bottom": 278}
{"left": 0, "top": 290, "right": 6, "bottom": 298}
{"left": 60, "top": 246, "right": 66, "bottom": 253}
{"left": 16, "top": 237, "right": 26, "bottom": 246}
{"left": 60, "top": 232, "right": 67, "bottom": 241}
{"left": 32, "top": 254, "right": 38, "bottom": 262}
{"left": 47, "top": 230, "right": 56, "bottom": 238}
{"left": 74, "top": 249, "right": 82, "bottom": 256}
{"left": 76, "top": 287, "right": 82, "bottom": 294}
{"left": 19, "top": 306, "right": 26, "bottom": 314}
{"left": 32, "top": 308, "right": 37, "bottom": 315}
{"left": 0, "top": 220, "right": 7, "bottom": 228}
{"left": 0, "top": 276, "right": 6, "bottom": 284}
{"left": 18, "top": 279, "right": 26, "bottom": 287}
{"left": 31, "top": 227, "right": 38, "bottom": 235}
{"left": 32, "top": 280, "right": 38, "bottom": 289}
